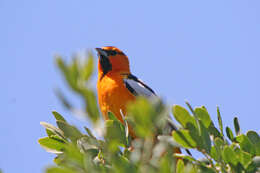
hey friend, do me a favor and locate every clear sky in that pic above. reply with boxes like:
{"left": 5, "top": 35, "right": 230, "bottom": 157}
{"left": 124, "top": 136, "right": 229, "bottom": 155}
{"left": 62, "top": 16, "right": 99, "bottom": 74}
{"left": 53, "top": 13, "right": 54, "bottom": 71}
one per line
{"left": 1, "top": 0, "right": 259, "bottom": 172}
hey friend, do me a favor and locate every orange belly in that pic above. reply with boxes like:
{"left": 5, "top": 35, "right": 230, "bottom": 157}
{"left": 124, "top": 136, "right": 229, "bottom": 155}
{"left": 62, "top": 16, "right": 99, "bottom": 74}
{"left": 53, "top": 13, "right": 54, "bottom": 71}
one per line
{"left": 97, "top": 73, "right": 136, "bottom": 124}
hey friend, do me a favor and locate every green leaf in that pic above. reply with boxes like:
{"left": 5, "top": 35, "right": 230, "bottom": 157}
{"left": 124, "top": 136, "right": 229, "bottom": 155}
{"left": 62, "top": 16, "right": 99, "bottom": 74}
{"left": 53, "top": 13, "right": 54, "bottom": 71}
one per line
{"left": 83, "top": 89, "right": 100, "bottom": 123}
{"left": 56, "top": 56, "right": 78, "bottom": 91}
{"left": 38, "top": 136, "right": 65, "bottom": 153}
{"left": 107, "top": 111, "right": 119, "bottom": 121}
{"left": 236, "top": 134, "right": 256, "bottom": 155}
{"left": 69, "top": 57, "right": 80, "bottom": 87}
{"left": 52, "top": 111, "right": 67, "bottom": 122}
{"left": 56, "top": 56, "right": 67, "bottom": 75}
{"left": 46, "top": 167, "right": 75, "bottom": 173}
{"left": 54, "top": 89, "right": 73, "bottom": 110}
{"left": 245, "top": 162, "right": 258, "bottom": 173}
{"left": 210, "top": 146, "right": 218, "bottom": 161}
{"left": 215, "top": 137, "right": 224, "bottom": 148}
{"left": 176, "top": 159, "right": 184, "bottom": 173}
{"left": 186, "top": 102, "right": 203, "bottom": 137}
{"left": 46, "top": 128, "right": 55, "bottom": 137}
{"left": 212, "top": 137, "right": 224, "bottom": 162}
{"left": 217, "top": 106, "right": 224, "bottom": 136}
{"left": 127, "top": 98, "right": 157, "bottom": 137}
{"left": 172, "top": 105, "right": 196, "bottom": 128}
{"left": 64, "top": 144, "right": 84, "bottom": 166}
{"left": 186, "top": 122, "right": 202, "bottom": 147}
{"left": 238, "top": 150, "right": 252, "bottom": 169}
{"left": 112, "top": 155, "right": 136, "bottom": 173}
{"left": 199, "top": 121, "right": 211, "bottom": 154}
{"left": 172, "top": 129, "right": 197, "bottom": 148}
{"left": 82, "top": 54, "right": 94, "bottom": 81}
{"left": 247, "top": 131, "right": 260, "bottom": 144}
{"left": 234, "top": 117, "right": 240, "bottom": 136}
{"left": 56, "top": 120, "right": 82, "bottom": 142}
{"left": 222, "top": 146, "right": 239, "bottom": 166}
{"left": 226, "top": 127, "right": 234, "bottom": 142}
{"left": 84, "top": 126, "right": 96, "bottom": 139}
{"left": 194, "top": 107, "right": 211, "bottom": 128}
{"left": 247, "top": 131, "right": 260, "bottom": 155}
{"left": 105, "top": 120, "right": 127, "bottom": 147}
{"left": 159, "top": 153, "right": 173, "bottom": 173}
{"left": 40, "top": 122, "right": 65, "bottom": 140}
{"left": 77, "top": 136, "right": 99, "bottom": 151}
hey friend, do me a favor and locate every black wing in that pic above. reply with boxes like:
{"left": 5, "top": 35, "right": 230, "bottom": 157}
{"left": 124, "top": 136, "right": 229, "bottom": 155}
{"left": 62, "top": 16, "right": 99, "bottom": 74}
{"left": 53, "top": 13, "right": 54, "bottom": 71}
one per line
{"left": 123, "top": 74, "right": 156, "bottom": 98}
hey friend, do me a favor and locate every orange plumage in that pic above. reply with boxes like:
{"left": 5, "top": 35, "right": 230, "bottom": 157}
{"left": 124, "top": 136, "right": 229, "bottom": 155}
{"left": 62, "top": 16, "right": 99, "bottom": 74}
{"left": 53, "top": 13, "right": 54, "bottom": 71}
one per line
{"left": 96, "top": 47, "right": 135, "bottom": 123}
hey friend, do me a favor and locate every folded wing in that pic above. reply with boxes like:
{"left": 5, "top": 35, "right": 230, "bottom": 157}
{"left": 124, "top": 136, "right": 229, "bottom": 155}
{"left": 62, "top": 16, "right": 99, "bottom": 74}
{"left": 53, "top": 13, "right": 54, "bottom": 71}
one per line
{"left": 123, "top": 74, "right": 156, "bottom": 98}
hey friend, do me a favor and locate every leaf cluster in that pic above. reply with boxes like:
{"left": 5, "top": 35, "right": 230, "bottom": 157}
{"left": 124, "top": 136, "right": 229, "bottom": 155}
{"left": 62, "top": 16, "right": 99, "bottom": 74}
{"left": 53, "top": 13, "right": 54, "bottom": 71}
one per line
{"left": 39, "top": 52, "right": 260, "bottom": 173}
{"left": 172, "top": 104, "right": 260, "bottom": 173}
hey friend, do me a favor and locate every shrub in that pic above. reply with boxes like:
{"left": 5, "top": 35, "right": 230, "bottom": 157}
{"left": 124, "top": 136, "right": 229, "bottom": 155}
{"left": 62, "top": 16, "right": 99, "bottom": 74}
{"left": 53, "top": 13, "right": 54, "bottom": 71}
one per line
{"left": 39, "top": 52, "right": 260, "bottom": 173}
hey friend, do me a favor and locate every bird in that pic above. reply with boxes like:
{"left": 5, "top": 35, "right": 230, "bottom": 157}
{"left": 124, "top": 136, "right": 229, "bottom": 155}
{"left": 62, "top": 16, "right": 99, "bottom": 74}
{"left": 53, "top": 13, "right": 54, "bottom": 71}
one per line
{"left": 95, "top": 46, "right": 158, "bottom": 127}
{"left": 95, "top": 46, "right": 190, "bottom": 155}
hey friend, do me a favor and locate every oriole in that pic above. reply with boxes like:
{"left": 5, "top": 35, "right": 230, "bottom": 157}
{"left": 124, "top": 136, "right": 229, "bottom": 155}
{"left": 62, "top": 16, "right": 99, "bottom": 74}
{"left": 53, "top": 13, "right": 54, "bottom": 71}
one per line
{"left": 95, "top": 46, "right": 186, "bottom": 154}
{"left": 96, "top": 46, "right": 157, "bottom": 127}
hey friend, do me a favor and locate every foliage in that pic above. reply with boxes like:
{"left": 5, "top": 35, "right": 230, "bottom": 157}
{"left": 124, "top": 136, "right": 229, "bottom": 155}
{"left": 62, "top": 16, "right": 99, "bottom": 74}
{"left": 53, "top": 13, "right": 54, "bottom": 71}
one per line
{"left": 39, "top": 52, "right": 260, "bottom": 173}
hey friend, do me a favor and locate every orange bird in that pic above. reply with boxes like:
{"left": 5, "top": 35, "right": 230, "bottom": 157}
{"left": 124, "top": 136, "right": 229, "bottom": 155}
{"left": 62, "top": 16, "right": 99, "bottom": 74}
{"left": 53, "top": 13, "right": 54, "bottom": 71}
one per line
{"left": 95, "top": 46, "right": 189, "bottom": 154}
{"left": 96, "top": 46, "right": 157, "bottom": 125}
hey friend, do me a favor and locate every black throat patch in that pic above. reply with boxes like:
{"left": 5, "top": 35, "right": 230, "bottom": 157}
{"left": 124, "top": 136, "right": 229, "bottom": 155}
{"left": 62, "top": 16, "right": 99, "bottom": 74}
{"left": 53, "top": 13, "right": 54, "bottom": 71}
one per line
{"left": 99, "top": 55, "right": 112, "bottom": 79}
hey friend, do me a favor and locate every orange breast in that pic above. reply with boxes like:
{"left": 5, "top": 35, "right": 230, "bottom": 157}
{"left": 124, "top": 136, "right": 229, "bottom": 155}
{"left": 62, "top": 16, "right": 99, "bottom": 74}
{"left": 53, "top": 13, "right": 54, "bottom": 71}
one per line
{"left": 97, "top": 72, "right": 136, "bottom": 124}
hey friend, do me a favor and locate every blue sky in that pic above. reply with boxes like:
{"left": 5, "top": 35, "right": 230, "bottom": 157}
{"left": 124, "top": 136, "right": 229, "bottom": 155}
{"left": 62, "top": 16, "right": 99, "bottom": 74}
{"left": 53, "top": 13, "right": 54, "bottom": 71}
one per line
{"left": 1, "top": 0, "right": 259, "bottom": 172}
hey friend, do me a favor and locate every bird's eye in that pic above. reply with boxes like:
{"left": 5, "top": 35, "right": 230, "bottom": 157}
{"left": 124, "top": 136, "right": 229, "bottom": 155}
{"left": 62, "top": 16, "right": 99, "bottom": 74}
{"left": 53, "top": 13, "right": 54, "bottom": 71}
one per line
{"left": 106, "top": 50, "right": 117, "bottom": 56}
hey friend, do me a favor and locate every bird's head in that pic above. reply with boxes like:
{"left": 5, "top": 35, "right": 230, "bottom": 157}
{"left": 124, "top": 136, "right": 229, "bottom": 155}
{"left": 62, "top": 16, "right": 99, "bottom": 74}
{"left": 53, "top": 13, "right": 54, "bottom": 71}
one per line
{"left": 95, "top": 46, "right": 130, "bottom": 76}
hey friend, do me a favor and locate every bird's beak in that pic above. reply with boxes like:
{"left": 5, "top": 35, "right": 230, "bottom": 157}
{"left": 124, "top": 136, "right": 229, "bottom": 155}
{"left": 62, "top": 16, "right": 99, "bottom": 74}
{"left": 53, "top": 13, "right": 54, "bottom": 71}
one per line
{"left": 95, "top": 48, "right": 108, "bottom": 57}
